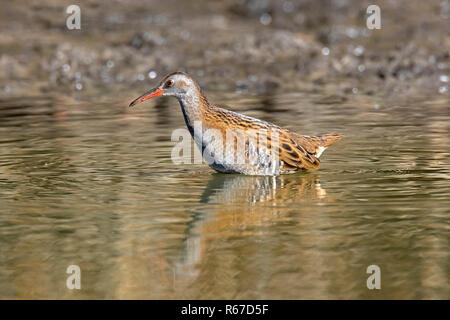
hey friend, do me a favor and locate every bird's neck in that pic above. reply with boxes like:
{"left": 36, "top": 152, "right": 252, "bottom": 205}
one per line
{"left": 177, "top": 88, "right": 211, "bottom": 135}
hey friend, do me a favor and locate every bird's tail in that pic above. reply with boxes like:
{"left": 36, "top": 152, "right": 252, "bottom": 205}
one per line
{"left": 290, "top": 133, "right": 342, "bottom": 158}
{"left": 316, "top": 133, "right": 342, "bottom": 147}
{"left": 309, "top": 133, "right": 342, "bottom": 158}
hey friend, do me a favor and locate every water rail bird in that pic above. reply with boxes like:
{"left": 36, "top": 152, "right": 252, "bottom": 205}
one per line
{"left": 129, "top": 72, "right": 341, "bottom": 175}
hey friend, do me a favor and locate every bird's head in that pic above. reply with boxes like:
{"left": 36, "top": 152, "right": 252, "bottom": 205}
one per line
{"left": 129, "top": 72, "right": 199, "bottom": 107}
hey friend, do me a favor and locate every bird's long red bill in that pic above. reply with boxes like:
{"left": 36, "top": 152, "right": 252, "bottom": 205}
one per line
{"left": 129, "top": 88, "right": 163, "bottom": 107}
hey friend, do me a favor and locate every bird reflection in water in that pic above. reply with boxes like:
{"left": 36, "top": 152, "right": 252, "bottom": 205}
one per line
{"left": 174, "top": 173, "right": 328, "bottom": 280}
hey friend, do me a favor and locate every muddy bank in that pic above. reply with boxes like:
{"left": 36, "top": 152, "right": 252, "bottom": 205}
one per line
{"left": 0, "top": 0, "right": 448, "bottom": 99}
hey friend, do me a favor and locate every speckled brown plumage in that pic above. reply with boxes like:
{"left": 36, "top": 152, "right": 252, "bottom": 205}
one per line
{"left": 201, "top": 104, "right": 341, "bottom": 173}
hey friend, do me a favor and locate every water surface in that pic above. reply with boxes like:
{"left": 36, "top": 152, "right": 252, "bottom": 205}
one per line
{"left": 0, "top": 92, "right": 448, "bottom": 299}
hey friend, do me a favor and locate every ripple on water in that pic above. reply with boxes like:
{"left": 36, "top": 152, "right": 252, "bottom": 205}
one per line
{"left": 0, "top": 93, "right": 448, "bottom": 299}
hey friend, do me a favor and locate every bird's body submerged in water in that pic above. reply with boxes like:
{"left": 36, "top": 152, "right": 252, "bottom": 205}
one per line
{"left": 129, "top": 72, "right": 342, "bottom": 176}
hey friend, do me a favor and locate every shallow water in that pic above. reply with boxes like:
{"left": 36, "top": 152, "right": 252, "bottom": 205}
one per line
{"left": 0, "top": 91, "right": 448, "bottom": 299}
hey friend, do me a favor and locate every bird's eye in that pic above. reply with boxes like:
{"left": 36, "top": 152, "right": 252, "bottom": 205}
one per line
{"left": 166, "top": 79, "right": 174, "bottom": 87}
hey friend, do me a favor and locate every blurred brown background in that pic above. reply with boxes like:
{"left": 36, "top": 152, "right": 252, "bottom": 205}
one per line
{"left": 0, "top": 0, "right": 449, "bottom": 98}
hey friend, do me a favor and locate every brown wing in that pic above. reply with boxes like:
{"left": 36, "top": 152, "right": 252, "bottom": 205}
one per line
{"left": 277, "top": 130, "right": 321, "bottom": 172}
